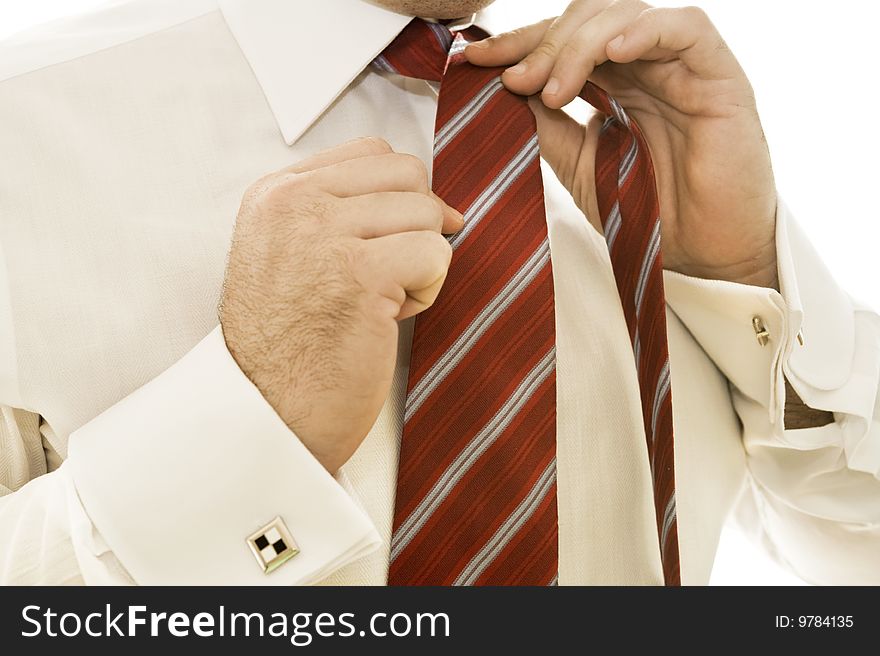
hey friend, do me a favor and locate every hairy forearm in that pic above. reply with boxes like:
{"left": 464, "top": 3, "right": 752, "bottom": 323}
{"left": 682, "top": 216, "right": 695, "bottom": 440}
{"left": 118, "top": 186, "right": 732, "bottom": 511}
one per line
{"left": 784, "top": 378, "right": 834, "bottom": 429}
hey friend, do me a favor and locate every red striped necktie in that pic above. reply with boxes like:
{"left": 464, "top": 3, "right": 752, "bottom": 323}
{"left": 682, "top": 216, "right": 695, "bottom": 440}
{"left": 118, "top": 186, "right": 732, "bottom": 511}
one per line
{"left": 374, "top": 18, "right": 680, "bottom": 586}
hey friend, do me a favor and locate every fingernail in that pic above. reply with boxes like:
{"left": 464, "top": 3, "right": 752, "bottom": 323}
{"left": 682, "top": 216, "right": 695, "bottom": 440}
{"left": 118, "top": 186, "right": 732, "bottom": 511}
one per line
{"left": 609, "top": 34, "right": 625, "bottom": 50}
{"left": 468, "top": 39, "right": 490, "bottom": 49}
{"left": 506, "top": 62, "right": 527, "bottom": 76}
{"left": 543, "top": 77, "right": 560, "bottom": 96}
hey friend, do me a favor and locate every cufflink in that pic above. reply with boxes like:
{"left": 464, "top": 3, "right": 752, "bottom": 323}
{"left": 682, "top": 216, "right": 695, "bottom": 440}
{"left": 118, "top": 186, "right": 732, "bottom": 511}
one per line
{"left": 752, "top": 316, "right": 771, "bottom": 347}
{"left": 247, "top": 517, "right": 299, "bottom": 574}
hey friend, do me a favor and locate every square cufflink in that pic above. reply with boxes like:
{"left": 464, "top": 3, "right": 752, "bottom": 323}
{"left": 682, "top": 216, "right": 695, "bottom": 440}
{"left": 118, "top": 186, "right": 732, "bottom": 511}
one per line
{"left": 247, "top": 516, "right": 299, "bottom": 574}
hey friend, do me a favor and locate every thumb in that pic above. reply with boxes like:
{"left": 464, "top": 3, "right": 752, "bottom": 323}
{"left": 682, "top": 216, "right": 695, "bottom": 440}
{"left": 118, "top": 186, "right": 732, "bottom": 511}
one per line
{"left": 529, "top": 95, "right": 604, "bottom": 232}
{"left": 528, "top": 95, "right": 580, "bottom": 185}
{"left": 528, "top": 96, "right": 602, "bottom": 223}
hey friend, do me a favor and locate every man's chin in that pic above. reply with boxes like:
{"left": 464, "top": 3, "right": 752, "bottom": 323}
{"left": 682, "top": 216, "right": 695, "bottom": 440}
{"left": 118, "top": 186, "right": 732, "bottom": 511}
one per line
{"left": 369, "top": 0, "right": 496, "bottom": 20}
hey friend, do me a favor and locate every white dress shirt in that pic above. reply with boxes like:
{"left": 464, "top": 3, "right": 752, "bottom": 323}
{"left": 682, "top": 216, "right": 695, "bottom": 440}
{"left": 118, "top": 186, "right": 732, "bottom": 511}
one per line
{"left": 0, "top": 0, "right": 878, "bottom": 586}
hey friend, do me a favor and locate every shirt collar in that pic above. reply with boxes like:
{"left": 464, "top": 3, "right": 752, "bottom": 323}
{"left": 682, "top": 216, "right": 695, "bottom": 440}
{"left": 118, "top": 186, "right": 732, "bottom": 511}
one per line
{"left": 218, "top": 0, "right": 482, "bottom": 145}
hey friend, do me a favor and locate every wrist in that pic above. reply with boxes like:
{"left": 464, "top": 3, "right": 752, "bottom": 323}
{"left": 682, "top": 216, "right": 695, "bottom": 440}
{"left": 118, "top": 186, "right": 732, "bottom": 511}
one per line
{"left": 668, "top": 243, "right": 779, "bottom": 291}
{"left": 676, "top": 262, "right": 779, "bottom": 290}
{"left": 221, "top": 323, "right": 343, "bottom": 474}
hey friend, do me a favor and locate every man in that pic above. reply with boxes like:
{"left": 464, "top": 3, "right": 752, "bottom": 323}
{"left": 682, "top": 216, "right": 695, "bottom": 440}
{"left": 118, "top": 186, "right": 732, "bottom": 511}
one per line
{"left": 0, "top": 0, "right": 877, "bottom": 585}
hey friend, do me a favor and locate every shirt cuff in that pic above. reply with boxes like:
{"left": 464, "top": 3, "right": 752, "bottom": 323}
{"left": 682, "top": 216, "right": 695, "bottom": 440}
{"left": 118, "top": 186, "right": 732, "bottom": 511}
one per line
{"left": 663, "top": 199, "right": 855, "bottom": 429}
{"left": 67, "top": 326, "right": 381, "bottom": 584}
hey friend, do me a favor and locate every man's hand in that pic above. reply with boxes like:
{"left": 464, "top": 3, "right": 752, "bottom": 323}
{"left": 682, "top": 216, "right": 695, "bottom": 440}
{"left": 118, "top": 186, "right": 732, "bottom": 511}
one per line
{"left": 467, "top": 0, "right": 779, "bottom": 288}
{"left": 220, "top": 137, "right": 463, "bottom": 473}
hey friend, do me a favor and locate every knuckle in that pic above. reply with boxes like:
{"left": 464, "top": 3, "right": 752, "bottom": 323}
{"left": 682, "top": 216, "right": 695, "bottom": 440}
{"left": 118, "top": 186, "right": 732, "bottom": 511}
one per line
{"left": 276, "top": 171, "right": 309, "bottom": 193}
{"left": 559, "top": 37, "right": 589, "bottom": 63}
{"left": 533, "top": 39, "right": 560, "bottom": 60}
{"left": 245, "top": 173, "right": 334, "bottom": 230}
{"left": 418, "top": 196, "right": 444, "bottom": 231}
{"left": 425, "top": 231, "right": 453, "bottom": 267}
{"left": 680, "top": 5, "right": 710, "bottom": 23}
{"left": 637, "top": 6, "right": 661, "bottom": 24}
{"left": 615, "top": 0, "right": 646, "bottom": 12}
{"left": 242, "top": 173, "right": 277, "bottom": 206}
{"left": 398, "top": 153, "right": 429, "bottom": 185}
{"left": 268, "top": 173, "right": 314, "bottom": 207}
{"left": 357, "top": 136, "right": 393, "bottom": 154}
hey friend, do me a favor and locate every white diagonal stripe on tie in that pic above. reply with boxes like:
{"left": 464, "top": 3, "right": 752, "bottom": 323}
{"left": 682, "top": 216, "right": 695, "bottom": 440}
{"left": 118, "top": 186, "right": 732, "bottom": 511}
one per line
{"left": 404, "top": 239, "right": 550, "bottom": 423}
{"left": 634, "top": 219, "right": 661, "bottom": 318}
{"left": 633, "top": 332, "right": 642, "bottom": 374}
{"left": 448, "top": 134, "right": 539, "bottom": 250}
{"left": 650, "top": 361, "right": 671, "bottom": 438}
{"left": 609, "top": 96, "right": 631, "bottom": 128}
{"left": 452, "top": 459, "right": 556, "bottom": 585}
{"left": 549, "top": 573, "right": 559, "bottom": 586}
{"left": 426, "top": 22, "right": 453, "bottom": 51}
{"left": 604, "top": 200, "right": 622, "bottom": 251}
{"left": 660, "top": 495, "right": 677, "bottom": 555}
{"left": 372, "top": 55, "right": 397, "bottom": 74}
{"left": 433, "top": 77, "right": 504, "bottom": 156}
{"left": 391, "top": 348, "right": 556, "bottom": 561}
{"left": 618, "top": 137, "right": 639, "bottom": 186}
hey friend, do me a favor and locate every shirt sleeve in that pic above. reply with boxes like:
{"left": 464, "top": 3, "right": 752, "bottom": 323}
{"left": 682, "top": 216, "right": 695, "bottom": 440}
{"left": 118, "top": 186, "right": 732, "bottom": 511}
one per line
{"left": 67, "top": 326, "right": 381, "bottom": 584}
{"left": 1, "top": 327, "right": 381, "bottom": 585}
{"left": 663, "top": 200, "right": 880, "bottom": 585}
{"left": 0, "top": 457, "right": 134, "bottom": 585}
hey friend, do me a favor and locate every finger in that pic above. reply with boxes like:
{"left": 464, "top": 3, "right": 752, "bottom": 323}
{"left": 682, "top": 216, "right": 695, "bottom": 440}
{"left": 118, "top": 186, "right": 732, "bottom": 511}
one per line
{"left": 284, "top": 136, "right": 393, "bottom": 174}
{"left": 430, "top": 191, "right": 465, "bottom": 233}
{"left": 465, "top": 18, "right": 554, "bottom": 66}
{"left": 301, "top": 152, "right": 431, "bottom": 197}
{"left": 493, "top": 0, "right": 616, "bottom": 97}
{"left": 527, "top": 97, "right": 604, "bottom": 232}
{"left": 542, "top": 0, "right": 649, "bottom": 108}
{"left": 606, "top": 6, "right": 742, "bottom": 79}
{"left": 340, "top": 192, "right": 462, "bottom": 238}
{"left": 361, "top": 231, "right": 453, "bottom": 320}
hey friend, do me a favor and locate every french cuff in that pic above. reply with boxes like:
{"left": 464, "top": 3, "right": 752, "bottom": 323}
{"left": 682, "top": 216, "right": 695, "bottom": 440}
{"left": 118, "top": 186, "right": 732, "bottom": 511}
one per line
{"left": 663, "top": 199, "right": 854, "bottom": 428}
{"left": 67, "top": 326, "right": 381, "bottom": 585}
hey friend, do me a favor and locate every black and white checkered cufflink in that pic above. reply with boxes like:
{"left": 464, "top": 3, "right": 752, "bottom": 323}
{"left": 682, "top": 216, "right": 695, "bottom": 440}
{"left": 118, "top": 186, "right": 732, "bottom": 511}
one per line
{"left": 247, "top": 516, "right": 299, "bottom": 573}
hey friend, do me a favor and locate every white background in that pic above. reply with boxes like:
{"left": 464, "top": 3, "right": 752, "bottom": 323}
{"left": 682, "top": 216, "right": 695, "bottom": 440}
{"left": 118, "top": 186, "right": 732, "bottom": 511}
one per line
{"left": 3, "top": 0, "right": 876, "bottom": 585}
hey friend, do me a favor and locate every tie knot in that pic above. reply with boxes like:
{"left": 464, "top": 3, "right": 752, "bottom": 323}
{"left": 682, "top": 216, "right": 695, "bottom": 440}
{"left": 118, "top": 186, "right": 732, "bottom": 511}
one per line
{"left": 373, "top": 18, "right": 486, "bottom": 82}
